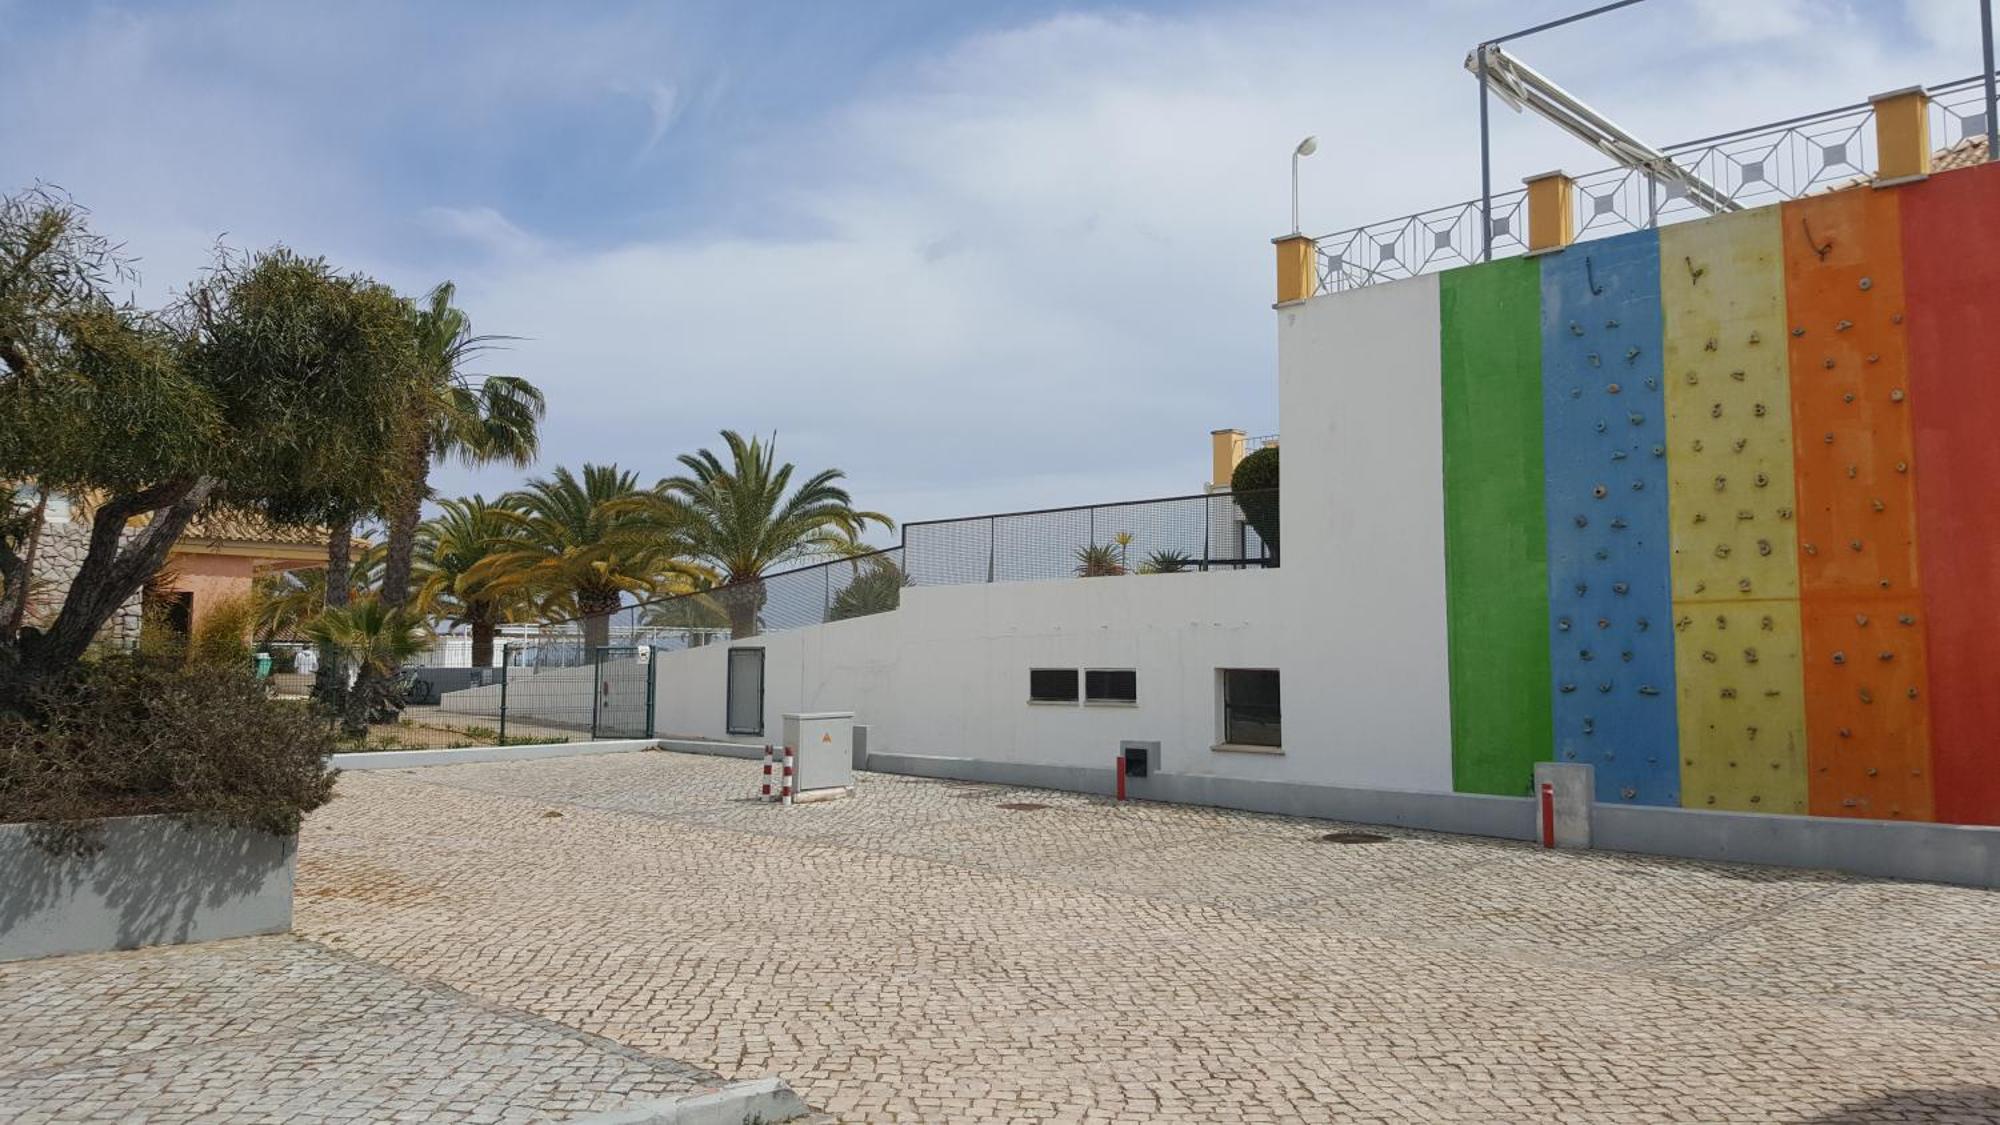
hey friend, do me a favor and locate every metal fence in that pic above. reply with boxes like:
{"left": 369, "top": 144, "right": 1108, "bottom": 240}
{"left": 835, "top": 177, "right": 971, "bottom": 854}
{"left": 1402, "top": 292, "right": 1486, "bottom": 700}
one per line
{"left": 1313, "top": 71, "right": 1997, "bottom": 296}
{"left": 901, "top": 489, "right": 1276, "bottom": 586}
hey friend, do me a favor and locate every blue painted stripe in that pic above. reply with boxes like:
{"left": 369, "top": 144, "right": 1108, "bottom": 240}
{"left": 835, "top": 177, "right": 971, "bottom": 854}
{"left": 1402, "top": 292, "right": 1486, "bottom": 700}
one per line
{"left": 1540, "top": 231, "right": 1681, "bottom": 806}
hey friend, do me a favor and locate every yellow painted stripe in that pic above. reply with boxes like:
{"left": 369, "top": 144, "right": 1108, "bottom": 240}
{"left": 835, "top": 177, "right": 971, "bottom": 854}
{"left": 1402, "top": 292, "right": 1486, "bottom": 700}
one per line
{"left": 1659, "top": 207, "right": 1809, "bottom": 814}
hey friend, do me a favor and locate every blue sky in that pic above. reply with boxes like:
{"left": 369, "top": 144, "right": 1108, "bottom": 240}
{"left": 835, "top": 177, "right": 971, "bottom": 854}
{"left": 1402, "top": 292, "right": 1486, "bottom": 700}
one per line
{"left": 0, "top": 0, "right": 1986, "bottom": 531}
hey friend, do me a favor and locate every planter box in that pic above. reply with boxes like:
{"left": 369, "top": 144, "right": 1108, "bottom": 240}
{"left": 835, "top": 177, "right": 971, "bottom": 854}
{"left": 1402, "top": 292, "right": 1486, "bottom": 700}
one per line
{"left": 0, "top": 815, "right": 295, "bottom": 963}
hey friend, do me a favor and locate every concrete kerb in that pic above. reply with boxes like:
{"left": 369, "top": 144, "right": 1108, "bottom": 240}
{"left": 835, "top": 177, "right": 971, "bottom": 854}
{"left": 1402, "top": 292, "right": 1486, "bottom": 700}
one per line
{"left": 335, "top": 739, "right": 661, "bottom": 771}
{"left": 574, "top": 1077, "right": 811, "bottom": 1125}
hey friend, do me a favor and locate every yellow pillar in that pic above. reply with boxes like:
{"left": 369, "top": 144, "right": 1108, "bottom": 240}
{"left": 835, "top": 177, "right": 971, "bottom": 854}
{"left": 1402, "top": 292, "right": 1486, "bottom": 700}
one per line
{"left": 1210, "top": 430, "right": 1246, "bottom": 490}
{"left": 1272, "top": 234, "right": 1315, "bottom": 304}
{"left": 1523, "top": 170, "right": 1575, "bottom": 253}
{"left": 1870, "top": 86, "right": 1932, "bottom": 183}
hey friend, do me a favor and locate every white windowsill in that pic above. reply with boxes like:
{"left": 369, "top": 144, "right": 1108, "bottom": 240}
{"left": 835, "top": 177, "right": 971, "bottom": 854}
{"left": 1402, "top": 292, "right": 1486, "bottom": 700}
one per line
{"left": 1083, "top": 700, "right": 1139, "bottom": 708}
{"left": 1211, "top": 742, "right": 1283, "bottom": 756}
{"left": 1027, "top": 699, "right": 1080, "bottom": 706}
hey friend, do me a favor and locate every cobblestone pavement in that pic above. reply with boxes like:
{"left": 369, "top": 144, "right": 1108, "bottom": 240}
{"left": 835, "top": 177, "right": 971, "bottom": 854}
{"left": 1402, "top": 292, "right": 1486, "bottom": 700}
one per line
{"left": 281, "top": 751, "right": 2000, "bottom": 1124}
{"left": 0, "top": 934, "right": 727, "bottom": 1123}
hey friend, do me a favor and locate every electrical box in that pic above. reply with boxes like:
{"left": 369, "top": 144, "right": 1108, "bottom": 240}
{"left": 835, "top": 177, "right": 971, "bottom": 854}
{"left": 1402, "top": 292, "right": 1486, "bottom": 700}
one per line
{"left": 1120, "top": 740, "right": 1157, "bottom": 779}
{"left": 785, "top": 712, "right": 854, "bottom": 796}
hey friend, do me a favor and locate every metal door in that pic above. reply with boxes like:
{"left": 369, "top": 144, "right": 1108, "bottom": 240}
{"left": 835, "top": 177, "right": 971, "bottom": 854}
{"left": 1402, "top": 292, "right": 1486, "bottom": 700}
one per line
{"left": 725, "top": 647, "right": 765, "bottom": 736}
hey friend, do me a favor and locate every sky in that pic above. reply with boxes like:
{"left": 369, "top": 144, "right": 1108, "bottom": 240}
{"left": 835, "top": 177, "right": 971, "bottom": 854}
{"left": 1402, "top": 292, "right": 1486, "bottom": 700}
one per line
{"left": 0, "top": 0, "right": 1988, "bottom": 536}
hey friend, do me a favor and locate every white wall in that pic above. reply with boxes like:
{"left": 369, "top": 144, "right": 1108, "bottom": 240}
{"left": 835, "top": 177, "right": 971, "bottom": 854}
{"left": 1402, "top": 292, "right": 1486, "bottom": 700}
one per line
{"left": 647, "top": 275, "right": 1457, "bottom": 794}
{"left": 1272, "top": 274, "right": 1454, "bottom": 792}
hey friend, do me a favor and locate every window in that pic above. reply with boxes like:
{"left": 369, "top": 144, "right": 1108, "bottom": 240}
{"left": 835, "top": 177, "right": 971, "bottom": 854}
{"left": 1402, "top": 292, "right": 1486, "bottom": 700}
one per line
{"left": 1220, "top": 668, "right": 1281, "bottom": 748}
{"left": 1028, "top": 668, "right": 1079, "bottom": 703}
{"left": 1084, "top": 669, "right": 1137, "bottom": 704}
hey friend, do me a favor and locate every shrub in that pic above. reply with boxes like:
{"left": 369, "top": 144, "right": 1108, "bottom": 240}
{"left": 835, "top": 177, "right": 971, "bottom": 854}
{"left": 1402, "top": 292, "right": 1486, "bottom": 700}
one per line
{"left": 1231, "top": 445, "right": 1279, "bottom": 561}
{"left": 1073, "top": 543, "right": 1126, "bottom": 577}
{"left": 186, "top": 594, "right": 258, "bottom": 669}
{"left": 1139, "top": 549, "right": 1195, "bottom": 574}
{"left": 0, "top": 656, "right": 337, "bottom": 854}
{"left": 828, "top": 556, "right": 911, "bottom": 621}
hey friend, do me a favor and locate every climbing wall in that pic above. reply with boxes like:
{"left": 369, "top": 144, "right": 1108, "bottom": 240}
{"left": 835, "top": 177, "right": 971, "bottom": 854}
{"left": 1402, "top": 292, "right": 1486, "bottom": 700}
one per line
{"left": 1901, "top": 162, "right": 2000, "bottom": 826}
{"left": 1658, "top": 210, "right": 1809, "bottom": 814}
{"left": 1540, "top": 230, "right": 1680, "bottom": 806}
{"left": 1781, "top": 188, "right": 1935, "bottom": 821}
{"left": 1440, "top": 258, "right": 1551, "bottom": 797}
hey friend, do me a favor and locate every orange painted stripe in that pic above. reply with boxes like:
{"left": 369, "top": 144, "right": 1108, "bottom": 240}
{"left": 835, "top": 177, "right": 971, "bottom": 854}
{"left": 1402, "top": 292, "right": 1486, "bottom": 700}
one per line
{"left": 1780, "top": 187, "right": 1934, "bottom": 821}
{"left": 1900, "top": 163, "right": 2000, "bottom": 826}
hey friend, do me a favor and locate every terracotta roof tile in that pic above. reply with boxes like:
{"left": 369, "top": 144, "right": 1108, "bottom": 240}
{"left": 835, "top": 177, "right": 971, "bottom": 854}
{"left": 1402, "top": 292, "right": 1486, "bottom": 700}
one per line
{"left": 182, "top": 511, "right": 328, "bottom": 549}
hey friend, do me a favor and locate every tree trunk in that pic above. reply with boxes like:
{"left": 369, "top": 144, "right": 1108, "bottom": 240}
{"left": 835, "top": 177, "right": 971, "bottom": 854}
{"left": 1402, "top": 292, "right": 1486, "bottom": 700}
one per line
{"left": 314, "top": 521, "right": 352, "bottom": 706}
{"left": 722, "top": 580, "right": 764, "bottom": 639}
{"left": 378, "top": 433, "right": 430, "bottom": 610}
{"left": 21, "top": 477, "right": 212, "bottom": 677}
{"left": 1, "top": 490, "right": 49, "bottom": 643}
{"left": 470, "top": 613, "right": 496, "bottom": 669}
{"left": 582, "top": 611, "right": 610, "bottom": 655}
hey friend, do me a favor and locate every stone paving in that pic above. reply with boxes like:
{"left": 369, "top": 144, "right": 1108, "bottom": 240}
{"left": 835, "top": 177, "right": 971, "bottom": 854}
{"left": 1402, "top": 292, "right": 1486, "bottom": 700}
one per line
{"left": 7, "top": 748, "right": 2000, "bottom": 1122}
{"left": 0, "top": 934, "right": 726, "bottom": 1123}
{"left": 295, "top": 751, "right": 2000, "bottom": 1124}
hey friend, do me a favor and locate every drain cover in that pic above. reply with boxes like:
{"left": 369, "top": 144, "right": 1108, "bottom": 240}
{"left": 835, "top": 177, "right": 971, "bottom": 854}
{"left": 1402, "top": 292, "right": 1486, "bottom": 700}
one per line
{"left": 1319, "top": 831, "right": 1390, "bottom": 844}
{"left": 997, "top": 802, "right": 1050, "bottom": 812}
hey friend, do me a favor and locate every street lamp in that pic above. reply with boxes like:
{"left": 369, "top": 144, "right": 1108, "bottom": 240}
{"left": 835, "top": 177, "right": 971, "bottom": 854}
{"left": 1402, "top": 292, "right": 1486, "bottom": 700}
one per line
{"left": 1291, "top": 135, "right": 1319, "bottom": 234}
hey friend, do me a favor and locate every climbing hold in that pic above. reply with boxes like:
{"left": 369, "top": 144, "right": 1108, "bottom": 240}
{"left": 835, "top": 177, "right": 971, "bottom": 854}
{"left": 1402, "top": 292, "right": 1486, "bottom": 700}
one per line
{"left": 1635, "top": 617, "right": 1650, "bottom": 631}
{"left": 1570, "top": 321, "right": 1584, "bottom": 336}
{"left": 1701, "top": 650, "right": 1718, "bottom": 663}
{"left": 1747, "top": 331, "right": 1760, "bottom": 345}
{"left": 1644, "top": 378, "right": 1656, "bottom": 389}
{"left": 1753, "top": 472, "right": 1769, "bottom": 488}
{"left": 1592, "top": 483, "right": 1608, "bottom": 498}
{"left": 1892, "top": 312, "right": 1903, "bottom": 323}
{"left": 1777, "top": 507, "right": 1793, "bottom": 519}
{"left": 1612, "top": 582, "right": 1629, "bottom": 595}
{"left": 1898, "top": 614, "right": 1916, "bottom": 626}
{"left": 1719, "top": 687, "right": 1737, "bottom": 699}
{"left": 1713, "top": 474, "right": 1728, "bottom": 490}
{"left": 1685, "top": 371, "right": 1700, "bottom": 385}
{"left": 1628, "top": 412, "right": 1643, "bottom": 425}
{"left": 1631, "top": 479, "right": 1645, "bottom": 492}
{"left": 1559, "top": 682, "right": 1577, "bottom": 693}
{"left": 1620, "top": 651, "right": 1633, "bottom": 663}
{"left": 1625, "top": 346, "right": 1641, "bottom": 363}
{"left": 1703, "top": 336, "right": 1717, "bottom": 351}
{"left": 1730, "top": 370, "right": 1746, "bottom": 382}
{"left": 1856, "top": 614, "right": 1869, "bottom": 626}
{"left": 1651, "top": 445, "right": 1664, "bottom": 458}
{"left": 1859, "top": 277, "right": 1873, "bottom": 291}
{"left": 1832, "top": 651, "right": 1846, "bottom": 664}
{"left": 1576, "top": 582, "right": 1589, "bottom": 595}
{"left": 1575, "top": 514, "right": 1589, "bottom": 528}
{"left": 1846, "top": 464, "right": 1858, "bottom": 479}
{"left": 1859, "top": 688, "right": 1873, "bottom": 703}
{"left": 1867, "top": 353, "right": 1880, "bottom": 363}
{"left": 1593, "top": 548, "right": 1609, "bottom": 560}
{"left": 1838, "top": 727, "right": 1851, "bottom": 738}
{"left": 1737, "top": 578, "right": 1752, "bottom": 592}
{"left": 1570, "top": 387, "right": 1583, "bottom": 399}
{"left": 1714, "top": 614, "right": 1729, "bottom": 629}
{"left": 1867, "top": 767, "right": 1879, "bottom": 777}
{"left": 1890, "top": 388, "right": 1905, "bottom": 403}
{"left": 1895, "top": 461, "right": 1908, "bottom": 474}
{"left": 1823, "top": 432, "right": 1835, "bottom": 444}
{"left": 1752, "top": 403, "right": 1767, "bottom": 417}
{"left": 1589, "top": 352, "right": 1602, "bottom": 367}
{"left": 1733, "top": 438, "right": 1748, "bottom": 452}
{"left": 1675, "top": 615, "right": 1693, "bottom": 631}
{"left": 1743, "top": 648, "right": 1759, "bottom": 664}
{"left": 1760, "top": 615, "right": 1773, "bottom": 631}
{"left": 1579, "top": 649, "right": 1595, "bottom": 662}
{"left": 1596, "top": 618, "right": 1610, "bottom": 630}
{"left": 1692, "top": 439, "right": 1705, "bottom": 452}
{"left": 1607, "top": 383, "right": 1622, "bottom": 394}
{"left": 1804, "top": 543, "right": 1818, "bottom": 555}
{"left": 1878, "top": 651, "right": 1895, "bottom": 662}
{"left": 1711, "top": 402, "right": 1724, "bottom": 418}
{"left": 1637, "top": 684, "right": 1660, "bottom": 696}
{"left": 1557, "top": 617, "right": 1572, "bottom": 631}
{"left": 1736, "top": 509, "right": 1754, "bottom": 521}
{"left": 1620, "top": 787, "right": 1636, "bottom": 801}
{"left": 1836, "top": 318, "right": 1853, "bottom": 331}
{"left": 1908, "top": 687, "right": 1920, "bottom": 699}
{"left": 1843, "top": 393, "right": 1855, "bottom": 403}
{"left": 1598, "top": 682, "right": 1614, "bottom": 694}
{"left": 1849, "top": 539, "right": 1863, "bottom": 551}
{"left": 1594, "top": 419, "right": 1608, "bottom": 433}
{"left": 1713, "top": 544, "right": 1732, "bottom": 559}
{"left": 1756, "top": 539, "right": 1772, "bottom": 556}
{"left": 1823, "top": 357, "right": 1836, "bottom": 369}
{"left": 1871, "top": 498, "right": 1886, "bottom": 512}
{"left": 1791, "top": 326, "right": 1806, "bottom": 337}
{"left": 1611, "top": 517, "right": 1629, "bottom": 529}
{"left": 1582, "top": 718, "right": 1595, "bottom": 734}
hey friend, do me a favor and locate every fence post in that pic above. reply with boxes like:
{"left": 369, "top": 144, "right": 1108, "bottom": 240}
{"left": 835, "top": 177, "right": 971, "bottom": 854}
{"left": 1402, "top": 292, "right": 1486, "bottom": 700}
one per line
{"left": 644, "top": 645, "right": 657, "bottom": 739}
{"left": 590, "top": 645, "right": 603, "bottom": 740}
{"left": 498, "top": 642, "right": 509, "bottom": 743}
{"left": 1203, "top": 495, "right": 1212, "bottom": 572}
{"left": 824, "top": 564, "right": 832, "bottom": 618}
{"left": 986, "top": 517, "right": 996, "bottom": 583}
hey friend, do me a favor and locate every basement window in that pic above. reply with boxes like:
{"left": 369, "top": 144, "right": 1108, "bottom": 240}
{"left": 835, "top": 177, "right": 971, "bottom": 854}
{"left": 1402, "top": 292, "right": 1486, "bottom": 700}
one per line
{"left": 1029, "top": 668, "right": 1079, "bottom": 703}
{"left": 1219, "top": 668, "right": 1282, "bottom": 749}
{"left": 1084, "top": 669, "right": 1138, "bottom": 705}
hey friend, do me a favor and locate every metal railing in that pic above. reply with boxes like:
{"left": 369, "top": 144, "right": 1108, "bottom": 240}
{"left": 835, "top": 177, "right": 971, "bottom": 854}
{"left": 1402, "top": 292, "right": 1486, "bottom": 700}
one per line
{"left": 1313, "top": 72, "right": 1996, "bottom": 296}
{"left": 901, "top": 488, "right": 1276, "bottom": 587}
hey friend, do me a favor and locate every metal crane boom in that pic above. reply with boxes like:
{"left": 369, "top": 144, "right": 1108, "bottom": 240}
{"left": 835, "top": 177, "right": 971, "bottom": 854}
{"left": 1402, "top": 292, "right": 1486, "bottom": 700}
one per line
{"left": 1467, "top": 43, "right": 1737, "bottom": 215}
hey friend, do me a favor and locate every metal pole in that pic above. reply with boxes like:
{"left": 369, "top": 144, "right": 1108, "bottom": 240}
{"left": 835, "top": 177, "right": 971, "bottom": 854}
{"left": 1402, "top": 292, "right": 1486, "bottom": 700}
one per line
{"left": 645, "top": 646, "right": 657, "bottom": 739}
{"left": 590, "top": 645, "right": 603, "bottom": 740}
{"left": 1983, "top": 0, "right": 1997, "bottom": 164}
{"left": 1478, "top": 44, "right": 1493, "bottom": 261}
{"left": 498, "top": 642, "right": 508, "bottom": 743}
{"left": 986, "top": 516, "right": 996, "bottom": 583}
{"left": 1202, "top": 495, "right": 1212, "bottom": 572}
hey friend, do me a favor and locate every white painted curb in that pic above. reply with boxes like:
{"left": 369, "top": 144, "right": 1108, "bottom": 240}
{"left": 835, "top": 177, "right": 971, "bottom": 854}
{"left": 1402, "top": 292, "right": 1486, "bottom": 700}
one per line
{"left": 573, "top": 1076, "right": 811, "bottom": 1124}
{"left": 336, "top": 739, "right": 661, "bottom": 770}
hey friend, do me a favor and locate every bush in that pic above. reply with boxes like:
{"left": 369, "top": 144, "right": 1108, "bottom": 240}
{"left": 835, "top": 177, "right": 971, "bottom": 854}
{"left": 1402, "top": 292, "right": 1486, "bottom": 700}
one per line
{"left": 0, "top": 656, "right": 337, "bottom": 853}
{"left": 186, "top": 594, "right": 257, "bottom": 669}
{"left": 1231, "top": 445, "right": 1279, "bottom": 561}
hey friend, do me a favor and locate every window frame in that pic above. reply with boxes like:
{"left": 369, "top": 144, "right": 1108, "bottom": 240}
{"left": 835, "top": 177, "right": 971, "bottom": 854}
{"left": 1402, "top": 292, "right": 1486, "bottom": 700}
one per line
{"left": 1083, "top": 668, "right": 1138, "bottom": 706}
{"left": 1217, "top": 667, "right": 1282, "bottom": 751}
{"left": 1027, "top": 667, "right": 1080, "bottom": 704}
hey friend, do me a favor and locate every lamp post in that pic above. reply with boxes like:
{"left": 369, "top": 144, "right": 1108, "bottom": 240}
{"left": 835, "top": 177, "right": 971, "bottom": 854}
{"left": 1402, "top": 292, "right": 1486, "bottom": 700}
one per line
{"left": 1291, "top": 135, "right": 1318, "bottom": 234}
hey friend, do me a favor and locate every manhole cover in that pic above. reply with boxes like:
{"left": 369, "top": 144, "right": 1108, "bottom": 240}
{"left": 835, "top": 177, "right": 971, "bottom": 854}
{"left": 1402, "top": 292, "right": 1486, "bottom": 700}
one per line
{"left": 997, "top": 802, "right": 1050, "bottom": 812}
{"left": 1319, "top": 831, "right": 1390, "bottom": 844}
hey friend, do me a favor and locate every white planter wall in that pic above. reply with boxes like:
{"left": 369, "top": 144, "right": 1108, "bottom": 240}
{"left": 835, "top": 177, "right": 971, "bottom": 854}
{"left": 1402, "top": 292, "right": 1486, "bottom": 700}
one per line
{"left": 0, "top": 816, "right": 295, "bottom": 963}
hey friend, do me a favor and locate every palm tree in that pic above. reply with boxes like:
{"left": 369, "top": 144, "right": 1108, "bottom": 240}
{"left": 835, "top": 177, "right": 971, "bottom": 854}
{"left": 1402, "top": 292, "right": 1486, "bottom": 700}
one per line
{"left": 377, "top": 282, "right": 544, "bottom": 611}
{"left": 656, "top": 430, "right": 891, "bottom": 637}
{"left": 413, "top": 495, "right": 525, "bottom": 668}
{"left": 303, "top": 596, "right": 432, "bottom": 738}
{"left": 255, "top": 543, "right": 383, "bottom": 644}
{"left": 827, "top": 555, "right": 910, "bottom": 622}
{"left": 472, "top": 464, "right": 701, "bottom": 653}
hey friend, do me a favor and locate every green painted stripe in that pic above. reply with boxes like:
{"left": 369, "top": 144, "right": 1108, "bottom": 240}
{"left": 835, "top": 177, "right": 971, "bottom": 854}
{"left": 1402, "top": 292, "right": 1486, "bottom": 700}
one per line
{"left": 1440, "top": 258, "right": 1552, "bottom": 797}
